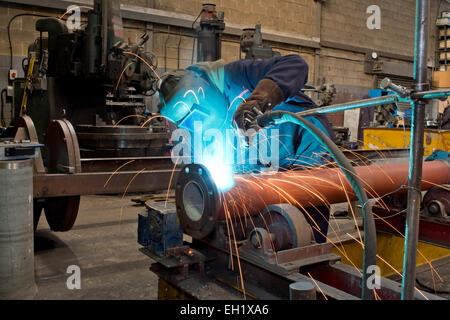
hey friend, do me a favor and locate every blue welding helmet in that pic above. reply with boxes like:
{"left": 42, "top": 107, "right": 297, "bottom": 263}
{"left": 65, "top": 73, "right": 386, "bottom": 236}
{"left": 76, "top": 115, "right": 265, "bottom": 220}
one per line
{"left": 158, "top": 69, "right": 229, "bottom": 133}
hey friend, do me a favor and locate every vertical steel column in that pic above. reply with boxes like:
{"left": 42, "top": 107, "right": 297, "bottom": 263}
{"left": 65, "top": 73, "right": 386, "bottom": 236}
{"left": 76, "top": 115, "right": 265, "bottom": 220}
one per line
{"left": 401, "top": 0, "right": 429, "bottom": 300}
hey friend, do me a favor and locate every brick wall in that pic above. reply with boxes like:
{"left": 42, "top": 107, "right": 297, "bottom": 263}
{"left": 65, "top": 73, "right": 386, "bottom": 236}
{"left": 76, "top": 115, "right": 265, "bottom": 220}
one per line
{"left": 321, "top": 0, "right": 416, "bottom": 56}
{"left": 321, "top": 0, "right": 441, "bottom": 69}
{"left": 0, "top": 0, "right": 446, "bottom": 131}
{"left": 153, "top": 0, "right": 318, "bottom": 38}
{"left": 0, "top": 4, "right": 60, "bottom": 57}
{"left": 0, "top": 1, "right": 441, "bottom": 79}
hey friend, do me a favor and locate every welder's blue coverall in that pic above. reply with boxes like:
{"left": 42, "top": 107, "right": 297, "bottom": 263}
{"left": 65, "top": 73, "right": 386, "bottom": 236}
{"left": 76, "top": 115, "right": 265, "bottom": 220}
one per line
{"left": 207, "top": 55, "right": 333, "bottom": 242}
{"left": 223, "top": 54, "right": 334, "bottom": 170}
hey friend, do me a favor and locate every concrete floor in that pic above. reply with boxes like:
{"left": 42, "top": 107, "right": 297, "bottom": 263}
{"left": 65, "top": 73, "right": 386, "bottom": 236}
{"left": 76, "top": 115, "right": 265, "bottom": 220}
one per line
{"left": 34, "top": 195, "right": 158, "bottom": 300}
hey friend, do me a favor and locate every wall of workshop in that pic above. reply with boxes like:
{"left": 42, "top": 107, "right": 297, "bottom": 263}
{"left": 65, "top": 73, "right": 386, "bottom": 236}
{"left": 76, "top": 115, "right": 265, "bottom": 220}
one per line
{"left": 318, "top": 0, "right": 441, "bottom": 89}
{"left": 140, "top": 0, "right": 319, "bottom": 71}
{"left": 0, "top": 0, "right": 318, "bottom": 125}
{"left": 152, "top": 0, "right": 318, "bottom": 38}
{"left": 0, "top": 0, "right": 317, "bottom": 74}
{"left": 318, "top": 0, "right": 443, "bottom": 141}
{"left": 0, "top": 0, "right": 447, "bottom": 141}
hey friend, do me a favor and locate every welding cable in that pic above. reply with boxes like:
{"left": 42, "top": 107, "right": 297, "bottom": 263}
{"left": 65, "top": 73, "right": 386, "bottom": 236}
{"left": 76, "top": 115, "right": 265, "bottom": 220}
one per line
{"left": 8, "top": 13, "right": 88, "bottom": 70}
{"left": 255, "top": 110, "right": 377, "bottom": 300}
{"left": 8, "top": 14, "right": 51, "bottom": 70}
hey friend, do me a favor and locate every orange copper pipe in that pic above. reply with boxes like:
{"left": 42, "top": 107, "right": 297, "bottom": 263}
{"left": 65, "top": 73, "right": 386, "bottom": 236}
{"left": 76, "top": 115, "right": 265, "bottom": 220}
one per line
{"left": 218, "top": 160, "right": 450, "bottom": 220}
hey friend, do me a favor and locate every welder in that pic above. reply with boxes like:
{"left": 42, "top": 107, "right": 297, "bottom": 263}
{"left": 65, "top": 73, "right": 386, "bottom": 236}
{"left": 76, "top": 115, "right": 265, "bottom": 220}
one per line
{"left": 157, "top": 54, "right": 334, "bottom": 242}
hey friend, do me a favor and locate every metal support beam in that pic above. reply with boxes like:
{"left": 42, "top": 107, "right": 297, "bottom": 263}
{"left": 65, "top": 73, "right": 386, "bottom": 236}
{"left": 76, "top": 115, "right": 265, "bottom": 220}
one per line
{"left": 402, "top": 0, "right": 429, "bottom": 300}
{"left": 33, "top": 170, "right": 179, "bottom": 198}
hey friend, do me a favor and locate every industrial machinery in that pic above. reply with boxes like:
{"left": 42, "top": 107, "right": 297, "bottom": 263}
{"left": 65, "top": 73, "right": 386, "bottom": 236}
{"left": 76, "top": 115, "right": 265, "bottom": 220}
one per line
{"left": 1, "top": 1, "right": 236, "bottom": 232}
{"left": 240, "top": 24, "right": 280, "bottom": 60}
{"left": 138, "top": 159, "right": 449, "bottom": 300}
{"left": 12, "top": 0, "right": 169, "bottom": 157}
{"left": 1, "top": 0, "right": 177, "bottom": 232}
{"left": 363, "top": 83, "right": 449, "bottom": 155}
{"left": 1, "top": 115, "right": 177, "bottom": 232}
{"left": 137, "top": 0, "right": 450, "bottom": 298}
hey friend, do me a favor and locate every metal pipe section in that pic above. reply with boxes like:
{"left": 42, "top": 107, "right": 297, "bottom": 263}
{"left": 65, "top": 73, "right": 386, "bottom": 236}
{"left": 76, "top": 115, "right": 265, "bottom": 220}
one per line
{"left": 33, "top": 169, "right": 178, "bottom": 198}
{"left": 402, "top": 0, "right": 429, "bottom": 300}
{"left": 411, "top": 88, "right": 450, "bottom": 100}
{"left": 293, "top": 87, "right": 450, "bottom": 119}
{"left": 0, "top": 160, "right": 37, "bottom": 299}
{"left": 295, "top": 96, "right": 398, "bottom": 117}
{"left": 176, "top": 160, "right": 450, "bottom": 240}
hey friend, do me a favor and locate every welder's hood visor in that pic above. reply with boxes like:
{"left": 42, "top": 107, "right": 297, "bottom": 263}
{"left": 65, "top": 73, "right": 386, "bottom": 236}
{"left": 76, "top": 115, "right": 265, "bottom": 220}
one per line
{"left": 158, "top": 63, "right": 229, "bottom": 132}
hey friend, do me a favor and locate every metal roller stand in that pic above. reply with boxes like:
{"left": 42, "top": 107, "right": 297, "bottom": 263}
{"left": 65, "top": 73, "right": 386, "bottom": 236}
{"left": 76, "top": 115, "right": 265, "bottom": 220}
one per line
{"left": 0, "top": 159, "right": 37, "bottom": 299}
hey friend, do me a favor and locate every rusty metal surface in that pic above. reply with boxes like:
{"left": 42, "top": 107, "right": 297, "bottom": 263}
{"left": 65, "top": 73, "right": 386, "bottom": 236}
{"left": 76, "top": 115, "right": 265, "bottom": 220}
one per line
{"left": 276, "top": 243, "right": 333, "bottom": 265}
{"left": 14, "top": 116, "right": 45, "bottom": 174}
{"left": 80, "top": 156, "right": 177, "bottom": 173}
{"left": 217, "top": 161, "right": 450, "bottom": 221}
{"left": 76, "top": 125, "right": 170, "bottom": 158}
{"left": 46, "top": 120, "right": 81, "bottom": 174}
{"left": 175, "top": 161, "right": 449, "bottom": 240}
{"left": 238, "top": 241, "right": 340, "bottom": 276}
{"left": 305, "top": 262, "right": 444, "bottom": 300}
{"left": 286, "top": 272, "right": 360, "bottom": 300}
{"left": 140, "top": 247, "right": 206, "bottom": 270}
{"left": 34, "top": 169, "right": 179, "bottom": 198}
{"left": 77, "top": 129, "right": 169, "bottom": 149}
{"left": 342, "top": 148, "right": 410, "bottom": 165}
{"left": 204, "top": 247, "right": 356, "bottom": 300}
{"left": 43, "top": 120, "right": 81, "bottom": 231}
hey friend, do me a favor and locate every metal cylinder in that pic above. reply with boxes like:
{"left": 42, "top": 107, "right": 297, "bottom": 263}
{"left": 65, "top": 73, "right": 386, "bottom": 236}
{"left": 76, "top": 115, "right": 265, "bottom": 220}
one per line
{"left": 176, "top": 161, "right": 450, "bottom": 240}
{"left": 402, "top": 0, "right": 430, "bottom": 300}
{"left": 0, "top": 159, "right": 37, "bottom": 299}
{"left": 289, "top": 282, "right": 316, "bottom": 300}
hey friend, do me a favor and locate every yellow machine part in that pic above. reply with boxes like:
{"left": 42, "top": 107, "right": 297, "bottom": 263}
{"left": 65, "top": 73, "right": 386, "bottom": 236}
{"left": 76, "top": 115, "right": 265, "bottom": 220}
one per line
{"left": 363, "top": 128, "right": 450, "bottom": 156}
{"left": 20, "top": 57, "right": 35, "bottom": 117}
{"left": 333, "top": 233, "right": 450, "bottom": 277}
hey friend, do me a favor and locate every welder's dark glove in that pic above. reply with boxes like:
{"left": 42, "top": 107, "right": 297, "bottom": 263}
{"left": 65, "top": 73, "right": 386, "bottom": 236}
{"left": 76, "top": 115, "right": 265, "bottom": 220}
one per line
{"left": 233, "top": 78, "right": 285, "bottom": 131}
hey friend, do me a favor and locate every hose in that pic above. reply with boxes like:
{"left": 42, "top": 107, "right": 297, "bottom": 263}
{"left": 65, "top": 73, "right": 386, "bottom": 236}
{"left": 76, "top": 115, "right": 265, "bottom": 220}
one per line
{"left": 255, "top": 110, "right": 377, "bottom": 300}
